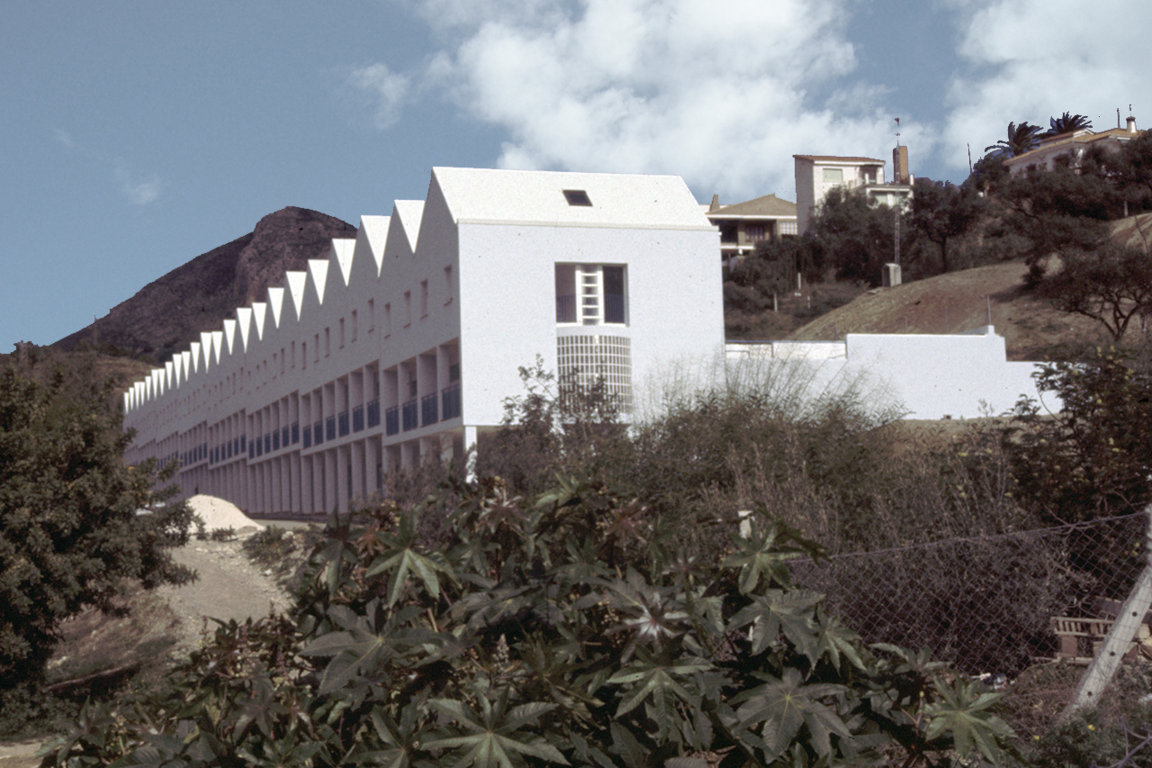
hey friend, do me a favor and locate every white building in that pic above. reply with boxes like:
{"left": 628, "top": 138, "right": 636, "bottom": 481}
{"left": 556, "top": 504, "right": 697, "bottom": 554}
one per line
{"left": 794, "top": 149, "right": 913, "bottom": 235}
{"left": 123, "top": 167, "right": 726, "bottom": 515}
{"left": 123, "top": 166, "right": 1050, "bottom": 517}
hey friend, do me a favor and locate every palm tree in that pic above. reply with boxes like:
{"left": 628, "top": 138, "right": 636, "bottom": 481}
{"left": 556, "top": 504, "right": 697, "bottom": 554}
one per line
{"left": 985, "top": 121, "right": 1044, "bottom": 158}
{"left": 1046, "top": 112, "right": 1093, "bottom": 136}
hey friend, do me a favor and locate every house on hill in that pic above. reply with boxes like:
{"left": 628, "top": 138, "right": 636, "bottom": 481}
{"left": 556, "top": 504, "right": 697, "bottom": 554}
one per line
{"left": 705, "top": 193, "right": 797, "bottom": 268}
{"left": 794, "top": 148, "right": 914, "bottom": 235}
{"left": 1005, "top": 115, "right": 1142, "bottom": 176}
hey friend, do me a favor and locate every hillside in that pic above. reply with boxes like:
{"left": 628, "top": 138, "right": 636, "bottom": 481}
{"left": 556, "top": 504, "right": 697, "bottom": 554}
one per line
{"left": 52, "top": 207, "right": 356, "bottom": 363}
{"left": 788, "top": 261, "right": 1112, "bottom": 360}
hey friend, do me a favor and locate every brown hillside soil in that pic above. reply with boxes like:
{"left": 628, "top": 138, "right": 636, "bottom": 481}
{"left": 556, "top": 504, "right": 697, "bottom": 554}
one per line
{"left": 0, "top": 533, "right": 296, "bottom": 766}
{"left": 788, "top": 261, "right": 1112, "bottom": 360}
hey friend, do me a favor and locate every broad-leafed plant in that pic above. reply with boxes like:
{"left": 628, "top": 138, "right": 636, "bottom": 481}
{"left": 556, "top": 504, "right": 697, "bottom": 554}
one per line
{"left": 47, "top": 473, "right": 1016, "bottom": 767}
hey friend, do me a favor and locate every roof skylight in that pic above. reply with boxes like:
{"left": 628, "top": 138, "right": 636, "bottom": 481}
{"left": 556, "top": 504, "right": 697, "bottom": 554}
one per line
{"left": 563, "top": 189, "right": 593, "bottom": 206}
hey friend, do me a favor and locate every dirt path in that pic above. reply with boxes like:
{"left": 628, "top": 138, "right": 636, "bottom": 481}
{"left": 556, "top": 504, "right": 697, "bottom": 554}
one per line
{"left": 157, "top": 535, "right": 294, "bottom": 649}
{"left": 0, "top": 534, "right": 294, "bottom": 766}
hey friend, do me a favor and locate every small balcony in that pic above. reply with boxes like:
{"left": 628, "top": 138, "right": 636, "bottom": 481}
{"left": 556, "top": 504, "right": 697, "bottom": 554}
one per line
{"left": 421, "top": 393, "right": 438, "bottom": 426}
{"left": 338, "top": 410, "right": 350, "bottom": 437}
{"left": 326, "top": 415, "right": 336, "bottom": 441}
{"left": 385, "top": 405, "right": 399, "bottom": 436}
{"left": 367, "top": 398, "right": 381, "bottom": 428}
{"left": 441, "top": 383, "right": 461, "bottom": 420}
{"left": 352, "top": 404, "right": 365, "bottom": 432}
{"left": 402, "top": 399, "right": 418, "bottom": 431}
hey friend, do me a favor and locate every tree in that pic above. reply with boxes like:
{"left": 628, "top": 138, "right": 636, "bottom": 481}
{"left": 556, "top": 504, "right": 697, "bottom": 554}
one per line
{"left": 984, "top": 120, "right": 1044, "bottom": 158}
{"left": 1046, "top": 111, "right": 1093, "bottom": 136}
{"left": 907, "top": 178, "right": 985, "bottom": 272}
{"left": 808, "top": 187, "right": 903, "bottom": 285}
{"left": 1006, "top": 349, "right": 1152, "bottom": 523}
{"left": 998, "top": 163, "right": 1120, "bottom": 283}
{"left": 1039, "top": 242, "right": 1152, "bottom": 341}
{"left": 0, "top": 356, "right": 192, "bottom": 702}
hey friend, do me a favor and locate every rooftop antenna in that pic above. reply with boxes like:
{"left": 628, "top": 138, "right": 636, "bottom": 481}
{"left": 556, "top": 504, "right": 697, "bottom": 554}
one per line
{"left": 894, "top": 117, "right": 901, "bottom": 147}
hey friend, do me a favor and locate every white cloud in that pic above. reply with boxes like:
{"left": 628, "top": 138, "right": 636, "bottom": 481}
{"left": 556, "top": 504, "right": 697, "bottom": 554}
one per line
{"left": 115, "top": 167, "right": 163, "bottom": 206}
{"left": 944, "top": 0, "right": 1152, "bottom": 171}
{"left": 350, "top": 62, "right": 411, "bottom": 129}
{"left": 409, "top": 0, "right": 922, "bottom": 201}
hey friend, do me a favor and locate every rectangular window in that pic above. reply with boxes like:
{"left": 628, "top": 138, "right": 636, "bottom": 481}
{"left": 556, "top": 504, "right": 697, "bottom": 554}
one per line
{"left": 404, "top": 291, "right": 412, "bottom": 326}
{"left": 325, "top": 328, "right": 331, "bottom": 356}
{"left": 340, "top": 318, "right": 346, "bottom": 348}
{"left": 351, "top": 310, "right": 358, "bottom": 342}
{"left": 822, "top": 167, "right": 844, "bottom": 184}
{"left": 314, "top": 334, "right": 320, "bottom": 362}
{"left": 444, "top": 266, "right": 453, "bottom": 304}
{"left": 420, "top": 280, "right": 429, "bottom": 318}
{"left": 384, "top": 302, "right": 392, "bottom": 336}
{"left": 302, "top": 342, "right": 307, "bottom": 370}
{"left": 555, "top": 264, "right": 627, "bottom": 326}
{"left": 368, "top": 299, "right": 375, "bottom": 332}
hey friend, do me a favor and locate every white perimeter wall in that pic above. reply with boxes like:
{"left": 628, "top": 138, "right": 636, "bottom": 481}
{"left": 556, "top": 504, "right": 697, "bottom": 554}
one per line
{"left": 724, "top": 326, "right": 1055, "bottom": 421}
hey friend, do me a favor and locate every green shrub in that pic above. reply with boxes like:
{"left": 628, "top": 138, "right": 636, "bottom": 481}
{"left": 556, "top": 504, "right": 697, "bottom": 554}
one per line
{"left": 47, "top": 477, "right": 1016, "bottom": 767}
{"left": 0, "top": 358, "right": 192, "bottom": 719}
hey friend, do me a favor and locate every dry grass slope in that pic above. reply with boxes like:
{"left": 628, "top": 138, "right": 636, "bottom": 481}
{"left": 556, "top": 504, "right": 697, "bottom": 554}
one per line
{"left": 789, "top": 261, "right": 1111, "bottom": 360}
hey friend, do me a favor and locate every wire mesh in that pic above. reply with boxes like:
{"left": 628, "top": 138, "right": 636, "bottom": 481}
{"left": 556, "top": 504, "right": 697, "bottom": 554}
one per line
{"left": 789, "top": 512, "right": 1149, "bottom": 732}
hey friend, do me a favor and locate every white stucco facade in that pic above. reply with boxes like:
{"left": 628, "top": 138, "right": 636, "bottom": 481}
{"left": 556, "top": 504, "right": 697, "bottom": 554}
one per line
{"left": 123, "top": 167, "right": 726, "bottom": 514}
{"left": 724, "top": 326, "right": 1050, "bottom": 421}
{"left": 123, "top": 167, "right": 1052, "bottom": 517}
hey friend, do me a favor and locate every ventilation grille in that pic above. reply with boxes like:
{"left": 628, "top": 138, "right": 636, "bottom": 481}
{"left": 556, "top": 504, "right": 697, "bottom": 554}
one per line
{"left": 557, "top": 334, "right": 632, "bottom": 413}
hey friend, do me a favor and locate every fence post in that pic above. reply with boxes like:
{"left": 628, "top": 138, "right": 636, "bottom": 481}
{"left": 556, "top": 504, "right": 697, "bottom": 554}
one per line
{"left": 1063, "top": 503, "right": 1152, "bottom": 719}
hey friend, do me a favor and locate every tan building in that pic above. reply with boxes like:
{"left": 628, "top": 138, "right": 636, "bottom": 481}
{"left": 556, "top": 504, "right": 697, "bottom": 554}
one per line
{"left": 1004, "top": 116, "right": 1142, "bottom": 176}
{"left": 706, "top": 193, "right": 797, "bottom": 268}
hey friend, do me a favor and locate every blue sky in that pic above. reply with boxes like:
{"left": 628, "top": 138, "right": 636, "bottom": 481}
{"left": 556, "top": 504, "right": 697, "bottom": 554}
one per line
{"left": 3, "top": 0, "right": 1148, "bottom": 347}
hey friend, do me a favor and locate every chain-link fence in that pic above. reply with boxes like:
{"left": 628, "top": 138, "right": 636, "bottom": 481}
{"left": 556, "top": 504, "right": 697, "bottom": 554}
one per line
{"left": 789, "top": 512, "right": 1151, "bottom": 733}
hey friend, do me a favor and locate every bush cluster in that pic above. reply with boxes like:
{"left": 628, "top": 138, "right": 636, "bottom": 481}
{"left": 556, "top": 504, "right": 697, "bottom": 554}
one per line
{"left": 47, "top": 476, "right": 1016, "bottom": 767}
{"left": 0, "top": 356, "right": 192, "bottom": 715}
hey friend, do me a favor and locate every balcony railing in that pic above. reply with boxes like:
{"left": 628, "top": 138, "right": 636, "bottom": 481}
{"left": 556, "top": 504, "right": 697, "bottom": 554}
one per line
{"left": 303, "top": 427, "right": 312, "bottom": 449}
{"left": 313, "top": 421, "right": 323, "bottom": 446}
{"left": 385, "top": 405, "right": 399, "bottom": 436}
{"left": 352, "top": 404, "right": 365, "bottom": 432}
{"left": 281, "top": 426, "right": 290, "bottom": 447}
{"left": 367, "top": 399, "right": 381, "bottom": 428}
{"left": 291, "top": 423, "right": 299, "bottom": 445}
{"left": 402, "top": 399, "right": 418, "bottom": 431}
{"left": 421, "top": 393, "right": 438, "bottom": 426}
{"left": 326, "top": 415, "right": 336, "bottom": 441}
{"left": 338, "top": 410, "right": 350, "bottom": 437}
{"left": 441, "top": 383, "right": 461, "bottom": 420}
{"left": 272, "top": 430, "right": 280, "bottom": 451}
